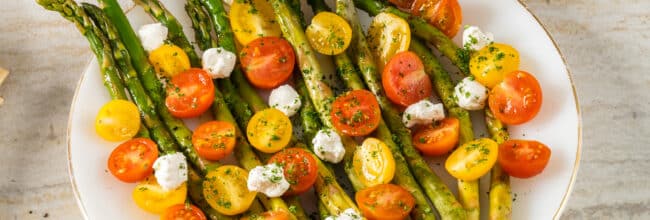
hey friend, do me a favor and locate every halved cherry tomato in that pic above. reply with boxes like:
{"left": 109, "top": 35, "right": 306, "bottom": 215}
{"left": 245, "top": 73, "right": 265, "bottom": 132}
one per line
{"left": 445, "top": 138, "right": 499, "bottom": 181}
{"left": 412, "top": 117, "right": 459, "bottom": 156}
{"left": 330, "top": 90, "right": 381, "bottom": 136}
{"left": 240, "top": 37, "right": 295, "bottom": 89}
{"left": 95, "top": 100, "right": 141, "bottom": 142}
{"left": 107, "top": 138, "right": 158, "bottom": 183}
{"left": 230, "top": 0, "right": 282, "bottom": 45}
{"left": 133, "top": 176, "right": 187, "bottom": 214}
{"left": 355, "top": 184, "right": 415, "bottom": 220}
{"left": 203, "top": 165, "right": 257, "bottom": 215}
{"left": 382, "top": 51, "right": 432, "bottom": 107}
{"left": 247, "top": 108, "right": 292, "bottom": 153}
{"left": 148, "top": 44, "right": 191, "bottom": 78}
{"left": 161, "top": 204, "right": 207, "bottom": 220}
{"left": 469, "top": 43, "right": 520, "bottom": 88}
{"left": 367, "top": 12, "right": 411, "bottom": 70}
{"left": 488, "top": 70, "right": 543, "bottom": 125}
{"left": 192, "top": 121, "right": 237, "bottom": 161}
{"left": 268, "top": 148, "right": 318, "bottom": 196}
{"left": 306, "top": 12, "right": 352, "bottom": 55}
{"left": 410, "top": 0, "right": 462, "bottom": 38}
{"left": 353, "top": 138, "right": 395, "bottom": 187}
{"left": 499, "top": 140, "right": 551, "bottom": 178}
{"left": 241, "top": 210, "right": 291, "bottom": 220}
{"left": 165, "top": 68, "right": 215, "bottom": 118}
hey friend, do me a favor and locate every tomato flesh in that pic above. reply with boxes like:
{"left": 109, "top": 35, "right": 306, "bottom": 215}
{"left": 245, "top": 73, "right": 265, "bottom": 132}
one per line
{"left": 241, "top": 210, "right": 291, "bottom": 220}
{"left": 192, "top": 121, "right": 237, "bottom": 161}
{"left": 499, "top": 140, "right": 551, "bottom": 178}
{"left": 353, "top": 138, "right": 396, "bottom": 187}
{"left": 445, "top": 138, "right": 499, "bottom": 181}
{"left": 306, "top": 12, "right": 352, "bottom": 55}
{"left": 240, "top": 37, "right": 295, "bottom": 89}
{"left": 203, "top": 165, "right": 257, "bottom": 215}
{"left": 107, "top": 138, "right": 158, "bottom": 183}
{"left": 489, "top": 70, "right": 543, "bottom": 125}
{"left": 230, "top": 0, "right": 282, "bottom": 45}
{"left": 391, "top": 0, "right": 462, "bottom": 38}
{"left": 165, "top": 68, "right": 215, "bottom": 118}
{"left": 413, "top": 117, "right": 459, "bottom": 156}
{"left": 469, "top": 43, "right": 520, "bottom": 88}
{"left": 367, "top": 12, "right": 411, "bottom": 69}
{"left": 330, "top": 90, "right": 382, "bottom": 136}
{"left": 161, "top": 204, "right": 207, "bottom": 220}
{"left": 133, "top": 176, "right": 187, "bottom": 214}
{"left": 382, "top": 51, "right": 432, "bottom": 107}
{"left": 95, "top": 100, "right": 141, "bottom": 142}
{"left": 247, "top": 108, "right": 293, "bottom": 153}
{"left": 268, "top": 148, "right": 318, "bottom": 196}
{"left": 355, "top": 184, "right": 415, "bottom": 220}
{"left": 148, "top": 44, "right": 190, "bottom": 78}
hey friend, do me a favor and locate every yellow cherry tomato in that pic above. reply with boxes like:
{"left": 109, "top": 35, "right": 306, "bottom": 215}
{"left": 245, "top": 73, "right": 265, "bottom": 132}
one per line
{"left": 95, "top": 100, "right": 141, "bottom": 142}
{"left": 203, "top": 165, "right": 257, "bottom": 215}
{"left": 246, "top": 108, "right": 292, "bottom": 153}
{"left": 132, "top": 176, "right": 187, "bottom": 214}
{"left": 353, "top": 138, "right": 396, "bottom": 187}
{"left": 305, "top": 12, "right": 352, "bottom": 55}
{"left": 230, "top": 0, "right": 282, "bottom": 45}
{"left": 367, "top": 12, "right": 411, "bottom": 70}
{"left": 469, "top": 43, "right": 520, "bottom": 88}
{"left": 445, "top": 138, "right": 499, "bottom": 181}
{"left": 148, "top": 44, "right": 191, "bottom": 78}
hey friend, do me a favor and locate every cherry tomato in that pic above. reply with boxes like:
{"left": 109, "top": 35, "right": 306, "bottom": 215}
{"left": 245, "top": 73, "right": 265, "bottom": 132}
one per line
{"left": 148, "top": 44, "right": 190, "bottom": 78}
{"left": 230, "top": 0, "right": 282, "bottom": 45}
{"left": 161, "top": 204, "right": 207, "bottom": 220}
{"left": 469, "top": 43, "right": 520, "bottom": 88}
{"left": 203, "top": 165, "right": 257, "bottom": 215}
{"left": 306, "top": 12, "right": 352, "bottom": 55}
{"left": 445, "top": 138, "right": 498, "bottom": 181}
{"left": 165, "top": 68, "right": 215, "bottom": 118}
{"left": 488, "top": 70, "right": 543, "bottom": 125}
{"left": 247, "top": 108, "right": 293, "bottom": 153}
{"left": 133, "top": 176, "right": 187, "bottom": 214}
{"left": 240, "top": 37, "right": 295, "bottom": 89}
{"left": 192, "top": 121, "right": 237, "bottom": 161}
{"left": 498, "top": 140, "right": 551, "bottom": 178}
{"left": 409, "top": 0, "right": 462, "bottom": 38}
{"left": 355, "top": 184, "right": 415, "bottom": 220}
{"left": 367, "top": 12, "right": 411, "bottom": 69}
{"left": 330, "top": 90, "right": 381, "bottom": 136}
{"left": 382, "top": 51, "right": 432, "bottom": 107}
{"left": 412, "top": 117, "right": 459, "bottom": 156}
{"left": 107, "top": 138, "right": 158, "bottom": 183}
{"left": 353, "top": 138, "right": 395, "bottom": 187}
{"left": 241, "top": 210, "right": 291, "bottom": 220}
{"left": 95, "top": 100, "right": 141, "bottom": 142}
{"left": 268, "top": 148, "right": 318, "bottom": 196}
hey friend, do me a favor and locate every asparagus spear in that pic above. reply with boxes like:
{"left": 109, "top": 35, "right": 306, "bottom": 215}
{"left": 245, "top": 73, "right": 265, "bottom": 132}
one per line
{"left": 134, "top": 0, "right": 201, "bottom": 67}
{"left": 485, "top": 109, "right": 512, "bottom": 220}
{"left": 410, "top": 39, "right": 479, "bottom": 220}
{"left": 185, "top": 0, "right": 218, "bottom": 50}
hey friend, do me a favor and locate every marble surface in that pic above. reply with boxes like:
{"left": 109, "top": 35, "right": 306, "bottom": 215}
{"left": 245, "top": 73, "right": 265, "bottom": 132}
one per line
{"left": 1, "top": 0, "right": 648, "bottom": 219}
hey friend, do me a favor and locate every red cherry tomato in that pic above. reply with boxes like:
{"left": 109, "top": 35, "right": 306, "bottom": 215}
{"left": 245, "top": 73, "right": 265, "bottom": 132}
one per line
{"left": 165, "top": 68, "right": 215, "bottom": 118}
{"left": 382, "top": 51, "right": 433, "bottom": 107}
{"left": 330, "top": 90, "right": 382, "bottom": 136}
{"left": 355, "top": 184, "right": 415, "bottom": 220}
{"left": 107, "top": 138, "right": 159, "bottom": 183}
{"left": 192, "top": 121, "right": 237, "bottom": 161}
{"left": 498, "top": 140, "right": 551, "bottom": 178}
{"left": 240, "top": 36, "right": 296, "bottom": 89}
{"left": 268, "top": 148, "right": 318, "bottom": 196}
{"left": 161, "top": 204, "right": 207, "bottom": 220}
{"left": 412, "top": 117, "right": 460, "bottom": 156}
{"left": 488, "top": 70, "right": 543, "bottom": 125}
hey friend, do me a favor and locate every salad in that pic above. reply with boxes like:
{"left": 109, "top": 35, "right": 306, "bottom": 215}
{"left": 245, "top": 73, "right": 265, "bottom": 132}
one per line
{"left": 39, "top": 0, "right": 552, "bottom": 219}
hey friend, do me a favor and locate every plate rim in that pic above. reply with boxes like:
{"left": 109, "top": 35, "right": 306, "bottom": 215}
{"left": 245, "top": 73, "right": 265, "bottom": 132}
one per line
{"left": 66, "top": 1, "right": 582, "bottom": 219}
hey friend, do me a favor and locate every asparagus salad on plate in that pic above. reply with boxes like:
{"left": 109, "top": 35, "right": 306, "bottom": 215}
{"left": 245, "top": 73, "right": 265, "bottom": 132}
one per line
{"left": 47, "top": 0, "right": 579, "bottom": 219}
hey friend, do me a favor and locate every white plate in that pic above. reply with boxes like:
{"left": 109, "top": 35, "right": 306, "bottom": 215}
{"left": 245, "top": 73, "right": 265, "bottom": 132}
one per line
{"left": 67, "top": 0, "right": 581, "bottom": 219}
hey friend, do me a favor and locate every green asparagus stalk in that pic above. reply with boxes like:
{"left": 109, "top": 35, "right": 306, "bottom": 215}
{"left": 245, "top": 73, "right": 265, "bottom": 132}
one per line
{"left": 185, "top": 0, "right": 218, "bottom": 50}
{"left": 410, "top": 38, "right": 479, "bottom": 220}
{"left": 485, "top": 109, "right": 512, "bottom": 220}
{"left": 133, "top": 0, "right": 201, "bottom": 67}
{"left": 352, "top": 0, "right": 470, "bottom": 74}
{"left": 318, "top": 199, "right": 330, "bottom": 219}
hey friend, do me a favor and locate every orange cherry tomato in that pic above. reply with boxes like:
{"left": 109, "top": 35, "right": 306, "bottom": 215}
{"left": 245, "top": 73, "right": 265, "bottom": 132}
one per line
{"left": 241, "top": 210, "right": 291, "bottom": 220}
{"left": 410, "top": 0, "right": 462, "bottom": 38}
{"left": 107, "top": 138, "right": 159, "bottom": 183}
{"left": 488, "top": 70, "right": 543, "bottom": 125}
{"left": 330, "top": 90, "right": 382, "bottom": 136}
{"left": 412, "top": 117, "right": 459, "bottom": 156}
{"left": 268, "top": 148, "right": 318, "bottom": 196}
{"left": 382, "top": 51, "right": 433, "bottom": 107}
{"left": 498, "top": 140, "right": 551, "bottom": 178}
{"left": 165, "top": 68, "right": 215, "bottom": 118}
{"left": 192, "top": 121, "right": 237, "bottom": 161}
{"left": 355, "top": 184, "right": 415, "bottom": 220}
{"left": 240, "top": 36, "right": 295, "bottom": 89}
{"left": 161, "top": 204, "right": 207, "bottom": 220}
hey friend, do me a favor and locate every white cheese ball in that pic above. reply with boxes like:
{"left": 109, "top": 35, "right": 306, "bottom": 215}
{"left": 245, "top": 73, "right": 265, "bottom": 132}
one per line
{"left": 402, "top": 100, "right": 445, "bottom": 127}
{"left": 153, "top": 152, "right": 188, "bottom": 191}
{"left": 462, "top": 26, "right": 494, "bottom": 51}
{"left": 454, "top": 77, "right": 488, "bottom": 110}
{"left": 269, "top": 84, "right": 302, "bottom": 117}
{"left": 137, "top": 23, "right": 168, "bottom": 52}
{"left": 247, "top": 163, "right": 290, "bottom": 197}
{"left": 202, "top": 47, "right": 237, "bottom": 79}
{"left": 312, "top": 129, "right": 346, "bottom": 164}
